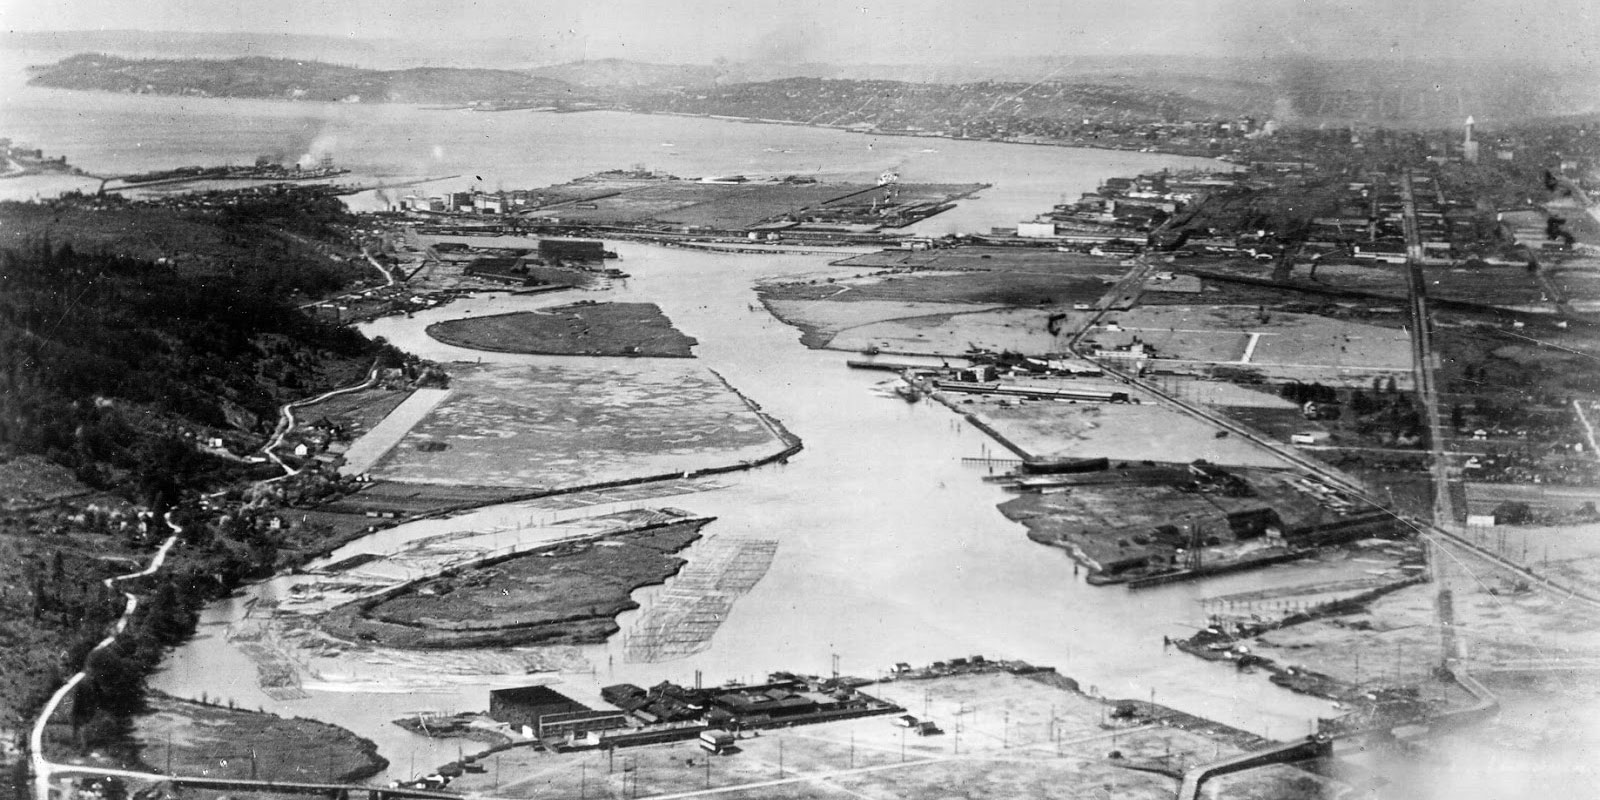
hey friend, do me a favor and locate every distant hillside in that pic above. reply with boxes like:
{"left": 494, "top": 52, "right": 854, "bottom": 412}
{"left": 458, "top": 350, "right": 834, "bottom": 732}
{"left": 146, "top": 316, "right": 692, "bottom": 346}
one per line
{"left": 0, "top": 30, "right": 543, "bottom": 70}
{"left": 626, "top": 76, "right": 1252, "bottom": 131}
{"left": 26, "top": 51, "right": 1600, "bottom": 129}
{"left": 29, "top": 54, "right": 579, "bottom": 105}
{"left": 529, "top": 58, "right": 725, "bottom": 89}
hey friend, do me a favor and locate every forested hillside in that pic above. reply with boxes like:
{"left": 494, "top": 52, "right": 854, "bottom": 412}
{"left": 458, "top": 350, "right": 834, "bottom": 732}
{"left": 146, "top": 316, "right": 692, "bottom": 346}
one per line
{"left": 0, "top": 196, "right": 381, "bottom": 503}
{"left": 0, "top": 194, "right": 395, "bottom": 779}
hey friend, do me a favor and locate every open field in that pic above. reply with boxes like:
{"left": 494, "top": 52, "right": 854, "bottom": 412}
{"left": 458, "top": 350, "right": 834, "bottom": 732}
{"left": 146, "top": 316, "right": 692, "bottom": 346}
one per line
{"left": 448, "top": 669, "right": 1336, "bottom": 800}
{"left": 294, "top": 386, "right": 416, "bottom": 443}
{"left": 762, "top": 268, "right": 1107, "bottom": 307}
{"left": 830, "top": 307, "right": 1075, "bottom": 356}
{"left": 1084, "top": 305, "right": 1414, "bottom": 385}
{"left": 1455, "top": 520, "right": 1600, "bottom": 596}
{"left": 1429, "top": 264, "right": 1551, "bottom": 309}
{"left": 1548, "top": 254, "right": 1600, "bottom": 310}
{"left": 955, "top": 383, "right": 1297, "bottom": 468}
{"left": 0, "top": 454, "right": 92, "bottom": 509}
{"left": 321, "top": 518, "right": 711, "bottom": 648}
{"left": 760, "top": 299, "right": 1006, "bottom": 348}
{"left": 366, "top": 361, "right": 782, "bottom": 489}
{"left": 320, "top": 480, "right": 527, "bottom": 516}
{"left": 1197, "top": 258, "right": 1553, "bottom": 311}
{"left": 427, "top": 302, "right": 697, "bottom": 357}
{"left": 833, "top": 247, "right": 1128, "bottom": 278}
{"left": 758, "top": 249, "right": 1136, "bottom": 352}
{"left": 131, "top": 693, "right": 387, "bottom": 782}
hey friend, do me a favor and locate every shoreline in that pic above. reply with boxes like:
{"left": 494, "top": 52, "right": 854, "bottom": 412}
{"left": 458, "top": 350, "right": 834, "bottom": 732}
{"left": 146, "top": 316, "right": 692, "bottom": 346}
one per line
{"left": 612, "top": 108, "right": 1225, "bottom": 162}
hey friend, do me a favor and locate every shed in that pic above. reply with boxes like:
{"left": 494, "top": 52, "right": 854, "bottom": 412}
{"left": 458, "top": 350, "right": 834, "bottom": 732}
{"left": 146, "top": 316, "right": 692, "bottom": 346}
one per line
{"left": 489, "top": 685, "right": 590, "bottom": 729}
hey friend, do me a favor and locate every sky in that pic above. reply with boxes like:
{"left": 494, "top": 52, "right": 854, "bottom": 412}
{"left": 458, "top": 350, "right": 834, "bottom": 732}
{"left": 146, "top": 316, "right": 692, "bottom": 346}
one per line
{"left": 3, "top": 0, "right": 1599, "bottom": 66}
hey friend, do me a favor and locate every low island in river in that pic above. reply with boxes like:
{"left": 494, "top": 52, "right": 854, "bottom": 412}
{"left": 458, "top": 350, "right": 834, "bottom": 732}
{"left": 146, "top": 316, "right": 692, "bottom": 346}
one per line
{"left": 426, "top": 302, "right": 698, "bottom": 358}
{"left": 317, "top": 517, "right": 711, "bottom": 649}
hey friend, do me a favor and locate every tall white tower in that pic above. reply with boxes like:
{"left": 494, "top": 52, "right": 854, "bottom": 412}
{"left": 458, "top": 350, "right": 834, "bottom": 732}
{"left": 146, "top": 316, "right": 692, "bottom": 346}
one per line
{"left": 1463, "top": 116, "right": 1480, "bottom": 164}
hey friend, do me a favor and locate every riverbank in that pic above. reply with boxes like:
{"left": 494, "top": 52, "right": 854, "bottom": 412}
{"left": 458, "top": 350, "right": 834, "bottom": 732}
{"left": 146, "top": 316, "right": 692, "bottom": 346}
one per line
{"left": 425, "top": 302, "right": 698, "bottom": 358}
{"left": 317, "top": 517, "right": 712, "bottom": 648}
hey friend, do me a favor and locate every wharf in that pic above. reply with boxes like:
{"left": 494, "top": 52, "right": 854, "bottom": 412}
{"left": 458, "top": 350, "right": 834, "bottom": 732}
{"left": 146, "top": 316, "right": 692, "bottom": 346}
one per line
{"left": 1124, "top": 549, "right": 1310, "bottom": 589}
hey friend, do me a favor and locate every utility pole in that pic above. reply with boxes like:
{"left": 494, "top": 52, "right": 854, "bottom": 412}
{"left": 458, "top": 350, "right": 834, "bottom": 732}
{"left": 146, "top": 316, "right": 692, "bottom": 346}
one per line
{"left": 778, "top": 739, "right": 784, "bottom": 778}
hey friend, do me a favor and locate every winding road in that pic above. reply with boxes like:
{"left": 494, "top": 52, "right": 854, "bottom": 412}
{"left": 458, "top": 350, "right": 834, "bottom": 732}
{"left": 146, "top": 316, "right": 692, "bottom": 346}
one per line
{"left": 30, "top": 522, "right": 180, "bottom": 800}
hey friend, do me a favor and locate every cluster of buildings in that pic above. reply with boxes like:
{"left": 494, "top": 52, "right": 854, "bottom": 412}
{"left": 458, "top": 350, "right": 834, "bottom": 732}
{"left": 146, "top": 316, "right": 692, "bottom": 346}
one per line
{"left": 482, "top": 675, "right": 898, "bottom": 750}
{"left": 1014, "top": 170, "right": 1239, "bottom": 251}
{"left": 634, "top": 76, "right": 1285, "bottom": 153}
{"left": 599, "top": 675, "right": 886, "bottom": 729}
{"left": 1, "top": 138, "right": 77, "bottom": 177}
{"left": 399, "top": 189, "right": 530, "bottom": 214}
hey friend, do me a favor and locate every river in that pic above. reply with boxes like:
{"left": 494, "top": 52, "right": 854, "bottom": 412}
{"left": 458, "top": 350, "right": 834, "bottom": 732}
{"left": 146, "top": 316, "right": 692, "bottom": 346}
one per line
{"left": 150, "top": 244, "right": 1336, "bottom": 780}
{"left": 3, "top": 58, "right": 1336, "bottom": 781}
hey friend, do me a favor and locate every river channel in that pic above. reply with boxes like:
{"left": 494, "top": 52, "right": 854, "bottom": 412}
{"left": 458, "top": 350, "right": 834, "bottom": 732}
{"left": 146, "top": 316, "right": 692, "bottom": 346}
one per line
{"left": 150, "top": 242, "right": 1340, "bottom": 780}
{"left": 0, "top": 58, "right": 1335, "bottom": 778}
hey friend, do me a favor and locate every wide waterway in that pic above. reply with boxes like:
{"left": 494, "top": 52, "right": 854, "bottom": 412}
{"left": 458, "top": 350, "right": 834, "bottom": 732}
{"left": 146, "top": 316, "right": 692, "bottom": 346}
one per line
{"left": 2, "top": 60, "right": 1336, "bottom": 781}
{"left": 150, "top": 243, "right": 1341, "bottom": 780}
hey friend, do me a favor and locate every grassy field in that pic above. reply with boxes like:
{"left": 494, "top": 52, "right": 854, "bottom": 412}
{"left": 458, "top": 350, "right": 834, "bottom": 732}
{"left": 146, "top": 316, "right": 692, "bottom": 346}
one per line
{"left": 1085, "top": 305, "right": 1414, "bottom": 384}
{"left": 427, "top": 302, "right": 698, "bottom": 358}
{"left": 0, "top": 455, "right": 93, "bottom": 509}
{"left": 132, "top": 693, "right": 387, "bottom": 782}
{"left": 1549, "top": 254, "right": 1600, "bottom": 309}
{"left": 325, "top": 520, "right": 709, "bottom": 648}
{"left": 294, "top": 386, "right": 416, "bottom": 441}
{"left": 368, "top": 361, "right": 782, "bottom": 489}
{"left": 757, "top": 249, "right": 1125, "bottom": 352}
{"left": 319, "top": 481, "right": 529, "bottom": 516}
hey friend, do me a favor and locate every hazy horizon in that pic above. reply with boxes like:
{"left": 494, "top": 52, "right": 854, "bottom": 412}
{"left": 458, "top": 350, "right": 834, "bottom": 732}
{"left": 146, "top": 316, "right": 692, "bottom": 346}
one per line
{"left": 5, "top": 0, "right": 1598, "bottom": 68}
